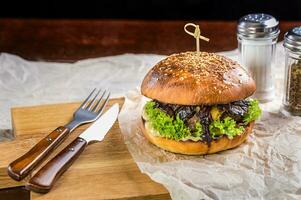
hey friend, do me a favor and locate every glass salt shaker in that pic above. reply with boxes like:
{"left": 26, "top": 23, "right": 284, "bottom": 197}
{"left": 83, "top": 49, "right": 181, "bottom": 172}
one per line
{"left": 237, "top": 13, "right": 280, "bottom": 102}
{"left": 283, "top": 27, "right": 301, "bottom": 116}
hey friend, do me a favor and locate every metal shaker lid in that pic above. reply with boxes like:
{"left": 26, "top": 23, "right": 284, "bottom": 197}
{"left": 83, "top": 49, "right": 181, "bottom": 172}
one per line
{"left": 284, "top": 27, "right": 301, "bottom": 53}
{"left": 237, "top": 13, "right": 280, "bottom": 39}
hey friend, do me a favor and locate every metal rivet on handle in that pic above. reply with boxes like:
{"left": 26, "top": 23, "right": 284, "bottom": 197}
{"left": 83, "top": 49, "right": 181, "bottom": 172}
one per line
{"left": 47, "top": 137, "right": 52, "bottom": 142}
{"left": 69, "top": 148, "right": 75, "bottom": 151}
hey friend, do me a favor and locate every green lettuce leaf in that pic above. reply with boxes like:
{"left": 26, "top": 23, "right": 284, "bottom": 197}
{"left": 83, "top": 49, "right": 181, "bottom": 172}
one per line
{"left": 209, "top": 117, "right": 244, "bottom": 139}
{"left": 144, "top": 101, "right": 203, "bottom": 141}
{"left": 144, "top": 99, "right": 261, "bottom": 141}
{"left": 243, "top": 99, "right": 262, "bottom": 124}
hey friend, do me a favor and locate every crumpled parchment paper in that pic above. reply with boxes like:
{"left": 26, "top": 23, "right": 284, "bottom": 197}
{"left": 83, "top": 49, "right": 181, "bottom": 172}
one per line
{"left": 118, "top": 89, "right": 301, "bottom": 200}
{"left": 118, "top": 43, "right": 301, "bottom": 199}
{"left": 0, "top": 53, "right": 164, "bottom": 130}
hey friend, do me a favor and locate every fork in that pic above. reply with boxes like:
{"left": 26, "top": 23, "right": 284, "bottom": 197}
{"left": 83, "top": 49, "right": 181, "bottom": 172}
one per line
{"left": 7, "top": 89, "right": 110, "bottom": 181}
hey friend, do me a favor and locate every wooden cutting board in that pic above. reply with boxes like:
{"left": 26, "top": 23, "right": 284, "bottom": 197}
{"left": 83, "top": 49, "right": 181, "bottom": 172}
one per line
{"left": 0, "top": 98, "right": 170, "bottom": 200}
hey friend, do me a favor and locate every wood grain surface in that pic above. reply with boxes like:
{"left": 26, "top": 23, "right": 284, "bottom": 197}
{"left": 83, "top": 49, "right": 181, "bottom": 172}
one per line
{"left": 0, "top": 99, "right": 170, "bottom": 199}
{"left": 0, "top": 19, "right": 300, "bottom": 61}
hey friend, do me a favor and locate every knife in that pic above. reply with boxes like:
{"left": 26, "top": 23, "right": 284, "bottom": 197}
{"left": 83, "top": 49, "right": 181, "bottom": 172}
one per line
{"left": 26, "top": 103, "right": 119, "bottom": 193}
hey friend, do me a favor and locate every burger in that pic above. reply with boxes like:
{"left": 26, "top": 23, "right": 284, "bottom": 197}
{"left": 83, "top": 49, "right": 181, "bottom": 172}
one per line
{"left": 140, "top": 52, "right": 261, "bottom": 155}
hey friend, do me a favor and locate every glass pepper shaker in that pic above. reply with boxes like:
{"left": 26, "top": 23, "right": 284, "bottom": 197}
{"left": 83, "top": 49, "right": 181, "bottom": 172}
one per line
{"left": 237, "top": 13, "right": 280, "bottom": 102}
{"left": 283, "top": 27, "right": 301, "bottom": 116}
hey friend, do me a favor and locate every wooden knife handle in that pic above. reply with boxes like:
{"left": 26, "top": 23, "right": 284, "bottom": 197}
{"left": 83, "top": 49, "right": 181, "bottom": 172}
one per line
{"left": 26, "top": 137, "right": 87, "bottom": 193}
{"left": 7, "top": 126, "right": 70, "bottom": 181}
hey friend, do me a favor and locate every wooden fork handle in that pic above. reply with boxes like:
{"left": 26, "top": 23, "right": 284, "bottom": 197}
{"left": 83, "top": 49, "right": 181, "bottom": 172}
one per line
{"left": 7, "top": 126, "right": 70, "bottom": 181}
{"left": 26, "top": 137, "right": 87, "bottom": 193}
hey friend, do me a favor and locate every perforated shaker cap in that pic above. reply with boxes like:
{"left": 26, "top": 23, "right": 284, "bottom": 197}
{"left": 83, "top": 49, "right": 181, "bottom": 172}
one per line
{"left": 237, "top": 13, "right": 280, "bottom": 39}
{"left": 284, "top": 27, "right": 301, "bottom": 53}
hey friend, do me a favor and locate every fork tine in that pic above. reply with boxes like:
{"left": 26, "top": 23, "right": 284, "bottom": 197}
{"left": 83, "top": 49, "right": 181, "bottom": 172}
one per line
{"left": 96, "top": 92, "right": 110, "bottom": 115}
{"left": 91, "top": 90, "right": 106, "bottom": 112}
{"left": 86, "top": 89, "right": 101, "bottom": 111}
{"left": 79, "top": 88, "right": 96, "bottom": 109}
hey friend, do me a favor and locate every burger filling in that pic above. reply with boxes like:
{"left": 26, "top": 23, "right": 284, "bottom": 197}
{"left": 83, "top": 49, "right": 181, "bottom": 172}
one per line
{"left": 143, "top": 99, "right": 261, "bottom": 143}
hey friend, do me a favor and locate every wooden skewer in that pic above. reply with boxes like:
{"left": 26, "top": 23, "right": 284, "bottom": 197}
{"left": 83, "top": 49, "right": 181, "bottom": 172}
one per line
{"left": 184, "top": 23, "right": 210, "bottom": 55}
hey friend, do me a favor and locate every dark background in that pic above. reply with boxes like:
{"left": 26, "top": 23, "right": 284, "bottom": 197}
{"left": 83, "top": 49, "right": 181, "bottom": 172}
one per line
{"left": 1, "top": 0, "right": 301, "bottom": 20}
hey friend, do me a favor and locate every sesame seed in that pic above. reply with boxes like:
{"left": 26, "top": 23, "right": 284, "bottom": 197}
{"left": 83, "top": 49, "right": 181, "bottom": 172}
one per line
{"left": 151, "top": 51, "right": 245, "bottom": 86}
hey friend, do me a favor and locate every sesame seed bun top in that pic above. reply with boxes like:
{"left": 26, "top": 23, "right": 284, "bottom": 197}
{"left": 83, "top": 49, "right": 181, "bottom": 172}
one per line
{"left": 141, "top": 51, "right": 256, "bottom": 105}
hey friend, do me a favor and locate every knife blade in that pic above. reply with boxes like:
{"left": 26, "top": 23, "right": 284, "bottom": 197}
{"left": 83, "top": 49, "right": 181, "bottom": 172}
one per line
{"left": 79, "top": 103, "right": 119, "bottom": 143}
{"left": 26, "top": 103, "right": 119, "bottom": 193}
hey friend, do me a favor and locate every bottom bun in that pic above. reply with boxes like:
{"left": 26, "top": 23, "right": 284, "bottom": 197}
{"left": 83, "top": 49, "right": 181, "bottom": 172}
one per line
{"left": 140, "top": 119, "right": 254, "bottom": 155}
